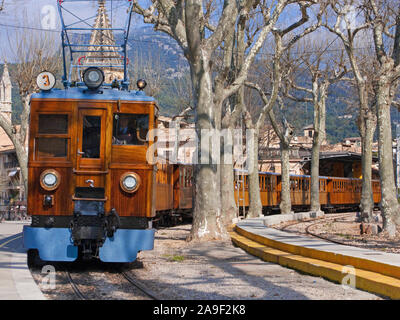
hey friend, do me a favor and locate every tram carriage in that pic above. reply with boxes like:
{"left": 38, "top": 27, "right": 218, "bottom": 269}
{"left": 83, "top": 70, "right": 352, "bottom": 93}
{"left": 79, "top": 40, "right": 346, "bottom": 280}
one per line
{"left": 233, "top": 171, "right": 381, "bottom": 213}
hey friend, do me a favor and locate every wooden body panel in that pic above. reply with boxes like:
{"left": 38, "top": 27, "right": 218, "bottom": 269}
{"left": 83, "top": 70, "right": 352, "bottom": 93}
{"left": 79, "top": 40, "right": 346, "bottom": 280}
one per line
{"left": 28, "top": 167, "right": 73, "bottom": 216}
{"left": 290, "top": 177, "right": 310, "bottom": 206}
{"left": 173, "top": 165, "right": 193, "bottom": 210}
{"left": 319, "top": 179, "right": 328, "bottom": 205}
{"left": 155, "top": 164, "right": 174, "bottom": 211}
{"left": 329, "top": 178, "right": 362, "bottom": 205}
{"left": 372, "top": 180, "right": 381, "bottom": 204}
{"left": 109, "top": 168, "right": 153, "bottom": 217}
{"left": 28, "top": 98, "right": 157, "bottom": 218}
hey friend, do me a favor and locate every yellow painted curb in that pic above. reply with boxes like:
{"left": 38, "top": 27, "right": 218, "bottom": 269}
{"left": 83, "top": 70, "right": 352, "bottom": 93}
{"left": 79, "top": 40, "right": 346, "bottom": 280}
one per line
{"left": 235, "top": 225, "right": 400, "bottom": 281}
{"left": 230, "top": 231, "right": 400, "bottom": 299}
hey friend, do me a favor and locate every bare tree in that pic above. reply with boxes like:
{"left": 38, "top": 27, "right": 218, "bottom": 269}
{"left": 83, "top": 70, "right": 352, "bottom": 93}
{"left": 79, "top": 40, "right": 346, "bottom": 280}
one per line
{"left": 131, "top": 0, "right": 306, "bottom": 240}
{"left": 324, "top": 0, "right": 400, "bottom": 236}
{"left": 322, "top": 0, "right": 379, "bottom": 222}
{"left": 363, "top": 0, "right": 400, "bottom": 237}
{"left": 219, "top": 5, "right": 265, "bottom": 224}
{"left": 2, "top": 26, "right": 61, "bottom": 194}
{"left": 284, "top": 40, "right": 348, "bottom": 213}
{"left": 243, "top": 3, "right": 322, "bottom": 216}
{"left": 128, "top": 50, "right": 167, "bottom": 97}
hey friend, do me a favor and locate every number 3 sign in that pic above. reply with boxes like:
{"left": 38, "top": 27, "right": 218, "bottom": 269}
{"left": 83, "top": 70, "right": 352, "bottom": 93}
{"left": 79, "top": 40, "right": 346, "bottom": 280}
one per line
{"left": 36, "top": 71, "right": 56, "bottom": 91}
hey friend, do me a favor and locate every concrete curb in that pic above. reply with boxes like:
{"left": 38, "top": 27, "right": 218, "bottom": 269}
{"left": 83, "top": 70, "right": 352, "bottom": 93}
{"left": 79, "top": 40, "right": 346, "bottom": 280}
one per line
{"left": 230, "top": 231, "right": 400, "bottom": 299}
{"left": 263, "top": 211, "right": 325, "bottom": 227}
{"left": 235, "top": 224, "right": 400, "bottom": 281}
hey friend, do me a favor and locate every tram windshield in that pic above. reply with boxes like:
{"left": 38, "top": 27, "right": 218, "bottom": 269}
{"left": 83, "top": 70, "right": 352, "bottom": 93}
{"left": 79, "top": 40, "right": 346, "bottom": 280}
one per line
{"left": 113, "top": 114, "right": 148, "bottom": 146}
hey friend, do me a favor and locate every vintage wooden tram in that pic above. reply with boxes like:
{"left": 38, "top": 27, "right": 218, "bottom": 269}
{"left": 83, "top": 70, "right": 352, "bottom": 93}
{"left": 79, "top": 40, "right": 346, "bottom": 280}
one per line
{"left": 23, "top": 69, "right": 158, "bottom": 262}
{"left": 24, "top": 0, "right": 159, "bottom": 263}
{"left": 23, "top": 69, "right": 381, "bottom": 263}
{"left": 23, "top": 0, "right": 381, "bottom": 263}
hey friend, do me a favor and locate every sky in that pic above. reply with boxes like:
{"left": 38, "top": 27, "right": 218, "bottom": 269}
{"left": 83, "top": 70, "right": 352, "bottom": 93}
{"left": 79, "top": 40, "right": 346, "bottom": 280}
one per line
{"left": 0, "top": 0, "right": 141, "bottom": 62}
{"left": 0, "top": 0, "right": 365, "bottom": 63}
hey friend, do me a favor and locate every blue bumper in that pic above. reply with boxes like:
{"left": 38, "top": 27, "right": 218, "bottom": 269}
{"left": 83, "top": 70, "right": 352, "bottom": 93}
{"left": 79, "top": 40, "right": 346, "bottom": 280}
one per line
{"left": 23, "top": 226, "right": 155, "bottom": 263}
{"left": 99, "top": 229, "right": 155, "bottom": 262}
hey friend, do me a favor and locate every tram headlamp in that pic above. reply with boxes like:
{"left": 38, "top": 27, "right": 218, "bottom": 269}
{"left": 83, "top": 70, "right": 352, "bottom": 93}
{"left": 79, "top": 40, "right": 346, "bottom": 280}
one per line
{"left": 120, "top": 172, "right": 141, "bottom": 193}
{"left": 137, "top": 79, "right": 147, "bottom": 91}
{"left": 40, "top": 169, "right": 61, "bottom": 191}
{"left": 83, "top": 67, "right": 105, "bottom": 90}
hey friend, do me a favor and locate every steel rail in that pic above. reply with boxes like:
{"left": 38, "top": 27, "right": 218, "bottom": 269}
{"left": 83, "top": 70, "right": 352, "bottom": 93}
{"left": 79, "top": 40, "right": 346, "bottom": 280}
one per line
{"left": 121, "top": 271, "right": 159, "bottom": 300}
{"left": 66, "top": 271, "right": 89, "bottom": 300}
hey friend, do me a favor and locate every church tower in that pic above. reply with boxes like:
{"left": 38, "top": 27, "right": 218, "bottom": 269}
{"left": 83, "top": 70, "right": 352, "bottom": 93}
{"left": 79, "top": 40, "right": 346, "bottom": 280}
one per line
{"left": 83, "top": 0, "right": 124, "bottom": 83}
{"left": 0, "top": 61, "right": 12, "bottom": 119}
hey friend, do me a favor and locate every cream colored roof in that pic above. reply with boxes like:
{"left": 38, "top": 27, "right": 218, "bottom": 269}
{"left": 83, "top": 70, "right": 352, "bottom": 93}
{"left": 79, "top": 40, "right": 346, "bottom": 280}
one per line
{"left": 0, "top": 126, "right": 14, "bottom": 152}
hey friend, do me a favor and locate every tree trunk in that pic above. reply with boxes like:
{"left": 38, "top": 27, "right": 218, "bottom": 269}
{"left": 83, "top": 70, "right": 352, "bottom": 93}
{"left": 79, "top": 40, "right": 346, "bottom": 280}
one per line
{"left": 280, "top": 141, "right": 292, "bottom": 214}
{"left": 310, "top": 134, "right": 320, "bottom": 212}
{"left": 375, "top": 78, "right": 400, "bottom": 237}
{"left": 310, "top": 94, "right": 324, "bottom": 212}
{"left": 14, "top": 141, "right": 28, "bottom": 196}
{"left": 360, "top": 115, "right": 376, "bottom": 222}
{"left": 188, "top": 66, "right": 227, "bottom": 241}
{"left": 220, "top": 161, "right": 237, "bottom": 226}
{"left": 247, "top": 129, "right": 262, "bottom": 218}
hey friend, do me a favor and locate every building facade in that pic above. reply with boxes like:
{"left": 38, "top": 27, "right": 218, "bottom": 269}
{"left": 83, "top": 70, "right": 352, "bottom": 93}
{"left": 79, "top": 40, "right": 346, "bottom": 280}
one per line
{"left": 0, "top": 62, "right": 25, "bottom": 205}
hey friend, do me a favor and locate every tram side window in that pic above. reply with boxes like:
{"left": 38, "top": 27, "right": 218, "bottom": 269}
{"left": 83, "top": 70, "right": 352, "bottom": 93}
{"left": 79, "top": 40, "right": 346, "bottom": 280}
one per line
{"left": 113, "top": 114, "right": 149, "bottom": 146}
{"left": 38, "top": 115, "right": 68, "bottom": 134}
{"left": 37, "top": 138, "right": 67, "bottom": 158}
{"left": 36, "top": 114, "right": 68, "bottom": 158}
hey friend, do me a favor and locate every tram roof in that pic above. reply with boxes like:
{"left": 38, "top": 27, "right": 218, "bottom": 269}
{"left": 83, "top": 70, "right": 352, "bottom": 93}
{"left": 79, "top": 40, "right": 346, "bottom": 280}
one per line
{"left": 31, "top": 87, "right": 155, "bottom": 102}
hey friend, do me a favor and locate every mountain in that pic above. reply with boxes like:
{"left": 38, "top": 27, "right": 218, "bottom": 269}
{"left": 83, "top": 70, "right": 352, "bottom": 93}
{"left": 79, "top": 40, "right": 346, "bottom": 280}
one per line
{"left": 3, "top": 26, "right": 400, "bottom": 144}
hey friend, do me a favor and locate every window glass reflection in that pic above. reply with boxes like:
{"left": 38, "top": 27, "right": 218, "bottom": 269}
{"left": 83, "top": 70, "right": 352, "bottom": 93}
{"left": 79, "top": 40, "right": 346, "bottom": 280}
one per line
{"left": 113, "top": 114, "right": 148, "bottom": 145}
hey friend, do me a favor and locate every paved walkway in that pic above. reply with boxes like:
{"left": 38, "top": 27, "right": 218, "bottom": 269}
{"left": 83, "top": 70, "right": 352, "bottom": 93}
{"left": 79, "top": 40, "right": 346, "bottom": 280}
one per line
{"left": 0, "top": 222, "right": 45, "bottom": 300}
{"left": 233, "top": 218, "right": 400, "bottom": 299}
{"left": 237, "top": 218, "right": 400, "bottom": 268}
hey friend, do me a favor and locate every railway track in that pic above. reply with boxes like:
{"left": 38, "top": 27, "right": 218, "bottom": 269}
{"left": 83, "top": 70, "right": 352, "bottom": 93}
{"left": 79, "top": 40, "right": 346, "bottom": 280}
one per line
{"left": 121, "top": 271, "right": 159, "bottom": 300}
{"left": 65, "top": 270, "right": 88, "bottom": 300}
{"left": 280, "top": 212, "right": 357, "bottom": 246}
{"left": 305, "top": 219, "right": 354, "bottom": 245}
{"left": 65, "top": 269, "right": 159, "bottom": 300}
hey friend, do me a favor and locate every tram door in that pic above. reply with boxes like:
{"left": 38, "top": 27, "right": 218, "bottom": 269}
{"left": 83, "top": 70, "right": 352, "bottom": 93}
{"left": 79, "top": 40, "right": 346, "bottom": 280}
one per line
{"left": 74, "top": 108, "right": 108, "bottom": 200}
{"left": 76, "top": 108, "right": 107, "bottom": 172}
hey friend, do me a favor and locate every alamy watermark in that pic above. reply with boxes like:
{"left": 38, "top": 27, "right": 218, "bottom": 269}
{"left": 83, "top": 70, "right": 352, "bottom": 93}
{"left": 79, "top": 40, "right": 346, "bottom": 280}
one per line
{"left": 145, "top": 127, "right": 258, "bottom": 173}
{"left": 341, "top": 265, "right": 356, "bottom": 290}
{"left": 41, "top": 265, "right": 56, "bottom": 290}
{"left": 41, "top": 5, "right": 57, "bottom": 30}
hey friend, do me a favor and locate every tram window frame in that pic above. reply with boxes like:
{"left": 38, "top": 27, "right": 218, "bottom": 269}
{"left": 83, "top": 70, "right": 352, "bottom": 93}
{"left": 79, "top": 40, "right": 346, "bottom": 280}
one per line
{"left": 112, "top": 113, "right": 149, "bottom": 146}
{"left": 34, "top": 113, "right": 70, "bottom": 160}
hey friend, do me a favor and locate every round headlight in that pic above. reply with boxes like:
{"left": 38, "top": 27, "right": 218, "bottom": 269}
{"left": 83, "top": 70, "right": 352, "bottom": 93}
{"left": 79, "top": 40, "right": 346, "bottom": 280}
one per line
{"left": 83, "top": 67, "right": 104, "bottom": 90}
{"left": 124, "top": 176, "right": 137, "bottom": 189}
{"left": 137, "top": 79, "right": 147, "bottom": 91}
{"left": 40, "top": 169, "right": 61, "bottom": 191}
{"left": 120, "top": 172, "right": 141, "bottom": 193}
